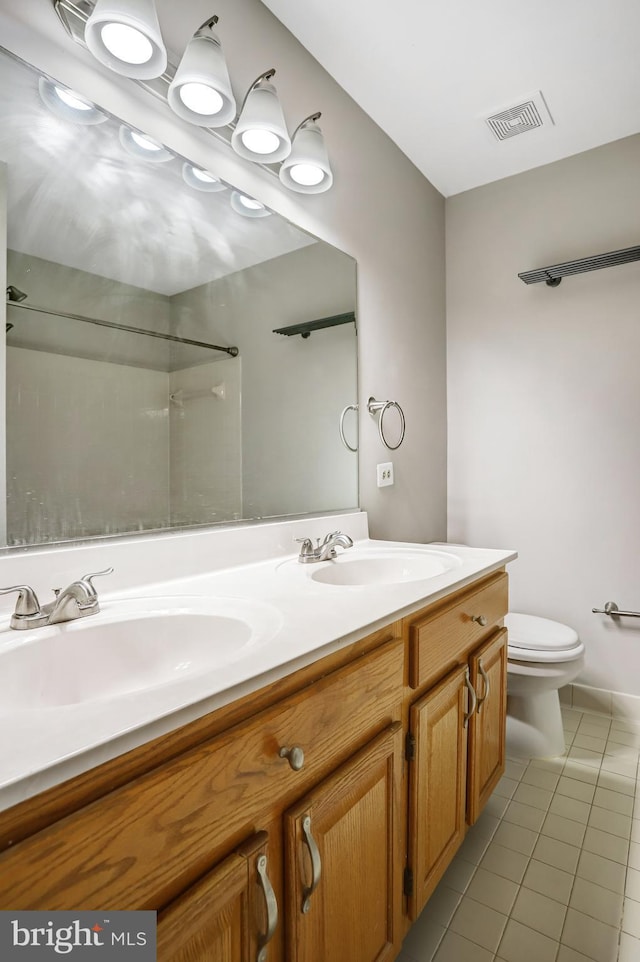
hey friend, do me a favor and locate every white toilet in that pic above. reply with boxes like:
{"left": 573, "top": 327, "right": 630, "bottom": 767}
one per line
{"left": 505, "top": 612, "right": 585, "bottom": 758}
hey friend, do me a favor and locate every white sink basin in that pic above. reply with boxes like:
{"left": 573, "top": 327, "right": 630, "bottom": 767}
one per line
{"left": 0, "top": 596, "right": 282, "bottom": 710}
{"left": 280, "top": 547, "right": 461, "bottom": 587}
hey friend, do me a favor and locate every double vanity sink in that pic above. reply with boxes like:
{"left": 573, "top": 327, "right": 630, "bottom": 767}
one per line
{"left": 0, "top": 526, "right": 516, "bottom": 809}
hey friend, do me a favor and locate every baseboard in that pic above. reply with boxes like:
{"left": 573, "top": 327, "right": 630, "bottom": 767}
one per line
{"left": 560, "top": 683, "right": 640, "bottom": 721}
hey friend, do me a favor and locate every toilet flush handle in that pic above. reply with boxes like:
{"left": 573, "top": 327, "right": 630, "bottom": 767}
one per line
{"left": 471, "top": 614, "right": 487, "bottom": 627}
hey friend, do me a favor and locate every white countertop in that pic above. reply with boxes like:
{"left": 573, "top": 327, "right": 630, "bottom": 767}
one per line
{"left": 0, "top": 513, "right": 517, "bottom": 812}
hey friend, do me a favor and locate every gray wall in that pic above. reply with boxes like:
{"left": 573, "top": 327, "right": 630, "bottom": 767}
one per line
{"left": 0, "top": 0, "right": 447, "bottom": 544}
{"left": 446, "top": 133, "right": 640, "bottom": 697}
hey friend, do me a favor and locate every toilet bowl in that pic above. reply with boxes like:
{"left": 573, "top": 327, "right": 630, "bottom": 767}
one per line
{"left": 505, "top": 612, "right": 585, "bottom": 759}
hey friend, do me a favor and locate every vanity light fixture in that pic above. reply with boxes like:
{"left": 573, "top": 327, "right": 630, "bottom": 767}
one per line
{"left": 231, "top": 70, "right": 291, "bottom": 164}
{"left": 38, "top": 77, "right": 108, "bottom": 125}
{"left": 118, "top": 125, "right": 173, "bottom": 162}
{"left": 230, "top": 191, "right": 271, "bottom": 218}
{"left": 84, "top": 0, "right": 167, "bottom": 80}
{"left": 182, "top": 162, "right": 227, "bottom": 192}
{"left": 167, "top": 16, "right": 236, "bottom": 127}
{"left": 52, "top": 1, "right": 335, "bottom": 192}
{"left": 279, "top": 113, "right": 333, "bottom": 194}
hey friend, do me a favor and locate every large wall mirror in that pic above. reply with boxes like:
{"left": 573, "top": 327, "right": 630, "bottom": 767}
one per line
{"left": 0, "top": 48, "right": 358, "bottom": 548}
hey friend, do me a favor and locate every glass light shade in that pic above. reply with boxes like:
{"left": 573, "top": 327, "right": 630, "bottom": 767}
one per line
{"left": 279, "top": 121, "right": 333, "bottom": 194}
{"left": 167, "top": 33, "right": 236, "bottom": 127}
{"left": 85, "top": 0, "right": 167, "bottom": 80}
{"left": 38, "top": 77, "right": 108, "bottom": 125}
{"left": 230, "top": 191, "right": 271, "bottom": 217}
{"left": 231, "top": 82, "right": 291, "bottom": 163}
{"left": 182, "top": 163, "right": 227, "bottom": 192}
{"left": 118, "top": 125, "right": 173, "bottom": 162}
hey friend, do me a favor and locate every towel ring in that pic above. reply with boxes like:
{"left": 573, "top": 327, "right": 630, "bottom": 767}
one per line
{"left": 339, "top": 403, "right": 358, "bottom": 452}
{"left": 367, "top": 397, "right": 406, "bottom": 450}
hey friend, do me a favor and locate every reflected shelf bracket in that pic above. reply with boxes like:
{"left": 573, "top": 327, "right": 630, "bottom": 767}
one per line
{"left": 273, "top": 311, "right": 355, "bottom": 339}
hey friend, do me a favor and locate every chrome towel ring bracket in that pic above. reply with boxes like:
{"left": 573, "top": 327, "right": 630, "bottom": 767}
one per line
{"left": 367, "top": 397, "right": 406, "bottom": 450}
{"left": 339, "top": 403, "right": 358, "bottom": 452}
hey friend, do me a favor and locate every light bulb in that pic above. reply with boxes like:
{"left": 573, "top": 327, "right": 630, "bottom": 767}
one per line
{"left": 178, "top": 82, "right": 224, "bottom": 116}
{"left": 130, "top": 131, "right": 162, "bottom": 151}
{"left": 192, "top": 168, "right": 218, "bottom": 184}
{"left": 100, "top": 22, "right": 154, "bottom": 65}
{"left": 240, "top": 129, "right": 280, "bottom": 155}
{"left": 54, "top": 86, "right": 92, "bottom": 111}
{"left": 289, "top": 164, "right": 325, "bottom": 187}
{"left": 239, "top": 195, "right": 263, "bottom": 210}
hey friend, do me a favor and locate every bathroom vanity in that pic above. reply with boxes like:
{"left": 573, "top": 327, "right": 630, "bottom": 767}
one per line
{"left": 0, "top": 521, "right": 512, "bottom": 962}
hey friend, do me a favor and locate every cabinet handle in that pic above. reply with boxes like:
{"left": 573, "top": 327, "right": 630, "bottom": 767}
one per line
{"left": 463, "top": 668, "right": 477, "bottom": 728}
{"left": 256, "top": 854, "right": 278, "bottom": 962}
{"left": 471, "top": 614, "right": 488, "bottom": 627}
{"left": 279, "top": 745, "right": 305, "bottom": 771}
{"left": 301, "top": 814, "right": 322, "bottom": 914}
{"left": 476, "top": 659, "right": 490, "bottom": 714}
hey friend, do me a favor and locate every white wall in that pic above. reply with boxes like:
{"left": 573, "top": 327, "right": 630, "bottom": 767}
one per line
{"left": 0, "top": 0, "right": 447, "bottom": 544}
{"left": 168, "top": 357, "right": 242, "bottom": 525}
{"left": 7, "top": 347, "right": 170, "bottom": 544}
{"left": 172, "top": 244, "right": 358, "bottom": 519}
{"left": 446, "top": 134, "right": 640, "bottom": 697}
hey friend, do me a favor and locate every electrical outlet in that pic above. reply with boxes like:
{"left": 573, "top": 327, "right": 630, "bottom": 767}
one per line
{"left": 377, "top": 462, "right": 394, "bottom": 487}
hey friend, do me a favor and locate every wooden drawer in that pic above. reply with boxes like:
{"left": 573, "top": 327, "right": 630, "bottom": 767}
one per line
{"left": 0, "top": 637, "right": 403, "bottom": 911}
{"left": 408, "top": 573, "right": 508, "bottom": 689}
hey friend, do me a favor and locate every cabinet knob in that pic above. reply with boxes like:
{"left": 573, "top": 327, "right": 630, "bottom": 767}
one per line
{"left": 279, "top": 745, "right": 305, "bottom": 771}
{"left": 471, "top": 614, "right": 488, "bottom": 627}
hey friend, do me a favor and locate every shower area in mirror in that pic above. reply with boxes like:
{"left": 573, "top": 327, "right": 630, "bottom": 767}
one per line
{"left": 5, "top": 250, "right": 243, "bottom": 545}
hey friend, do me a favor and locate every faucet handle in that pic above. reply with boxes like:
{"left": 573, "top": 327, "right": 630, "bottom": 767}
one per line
{"left": 0, "top": 585, "right": 47, "bottom": 629}
{"left": 0, "top": 584, "right": 41, "bottom": 616}
{"left": 295, "top": 538, "right": 316, "bottom": 559}
{"left": 80, "top": 567, "right": 114, "bottom": 598}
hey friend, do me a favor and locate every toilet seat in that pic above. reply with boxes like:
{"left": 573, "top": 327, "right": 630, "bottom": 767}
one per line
{"left": 505, "top": 612, "right": 585, "bottom": 664}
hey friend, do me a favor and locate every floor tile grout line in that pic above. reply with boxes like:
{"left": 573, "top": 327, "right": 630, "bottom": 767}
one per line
{"left": 421, "top": 707, "right": 640, "bottom": 962}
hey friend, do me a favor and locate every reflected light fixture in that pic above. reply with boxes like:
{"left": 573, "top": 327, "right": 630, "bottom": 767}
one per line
{"left": 38, "top": 77, "right": 108, "bottom": 125}
{"left": 119, "top": 125, "right": 173, "bottom": 162}
{"left": 85, "top": 0, "right": 167, "bottom": 79}
{"left": 231, "top": 70, "right": 291, "bottom": 163}
{"left": 182, "top": 162, "right": 227, "bottom": 192}
{"left": 230, "top": 191, "right": 271, "bottom": 217}
{"left": 168, "top": 15, "right": 236, "bottom": 127}
{"left": 279, "top": 113, "right": 333, "bottom": 194}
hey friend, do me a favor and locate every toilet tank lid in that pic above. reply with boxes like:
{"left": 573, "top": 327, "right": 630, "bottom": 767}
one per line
{"left": 505, "top": 612, "right": 580, "bottom": 652}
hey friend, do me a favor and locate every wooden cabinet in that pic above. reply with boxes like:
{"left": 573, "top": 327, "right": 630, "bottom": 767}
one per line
{"left": 467, "top": 629, "right": 508, "bottom": 824}
{"left": 405, "top": 574, "right": 509, "bottom": 919}
{"left": 157, "top": 832, "right": 276, "bottom": 962}
{"left": 407, "top": 666, "right": 468, "bottom": 917}
{"left": 0, "top": 567, "right": 509, "bottom": 962}
{"left": 285, "top": 724, "right": 403, "bottom": 962}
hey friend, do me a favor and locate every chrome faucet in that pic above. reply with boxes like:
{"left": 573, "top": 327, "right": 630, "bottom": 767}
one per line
{"left": 0, "top": 568, "right": 114, "bottom": 630}
{"left": 296, "top": 531, "right": 354, "bottom": 564}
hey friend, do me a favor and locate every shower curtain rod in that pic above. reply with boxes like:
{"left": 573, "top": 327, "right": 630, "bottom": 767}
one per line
{"left": 6, "top": 301, "right": 239, "bottom": 357}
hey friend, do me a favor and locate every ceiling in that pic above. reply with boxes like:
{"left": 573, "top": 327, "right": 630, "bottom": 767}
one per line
{"left": 260, "top": 0, "right": 640, "bottom": 196}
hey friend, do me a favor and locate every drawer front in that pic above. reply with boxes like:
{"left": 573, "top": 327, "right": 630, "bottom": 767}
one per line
{"left": 408, "top": 573, "right": 508, "bottom": 689}
{"left": 0, "top": 636, "right": 403, "bottom": 911}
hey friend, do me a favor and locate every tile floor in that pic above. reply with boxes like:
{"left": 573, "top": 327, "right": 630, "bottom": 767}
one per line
{"left": 398, "top": 706, "right": 640, "bottom": 962}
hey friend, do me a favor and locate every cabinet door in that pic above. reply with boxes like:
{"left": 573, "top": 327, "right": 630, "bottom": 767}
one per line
{"left": 467, "top": 628, "right": 508, "bottom": 825}
{"left": 284, "top": 723, "right": 403, "bottom": 962}
{"left": 157, "top": 831, "right": 277, "bottom": 962}
{"left": 407, "top": 665, "right": 468, "bottom": 919}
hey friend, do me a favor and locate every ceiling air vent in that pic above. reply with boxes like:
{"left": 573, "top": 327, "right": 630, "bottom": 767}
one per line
{"left": 485, "top": 91, "right": 553, "bottom": 141}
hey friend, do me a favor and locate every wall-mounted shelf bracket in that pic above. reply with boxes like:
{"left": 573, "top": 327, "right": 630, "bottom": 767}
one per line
{"left": 518, "top": 244, "right": 640, "bottom": 287}
{"left": 273, "top": 311, "right": 355, "bottom": 339}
